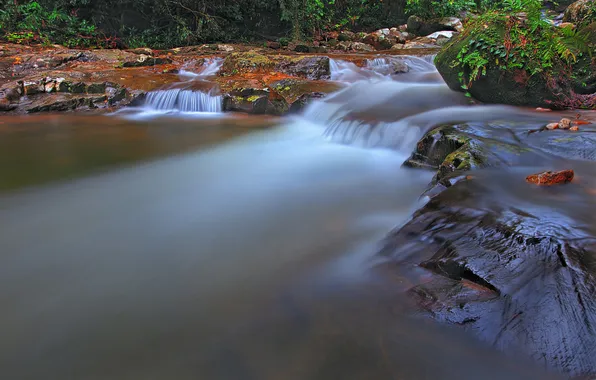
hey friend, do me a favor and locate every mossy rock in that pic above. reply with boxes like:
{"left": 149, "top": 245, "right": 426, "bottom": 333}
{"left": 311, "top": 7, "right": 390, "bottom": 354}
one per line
{"left": 435, "top": 14, "right": 596, "bottom": 109}
{"left": 563, "top": 0, "right": 596, "bottom": 25}
{"left": 403, "top": 124, "right": 536, "bottom": 186}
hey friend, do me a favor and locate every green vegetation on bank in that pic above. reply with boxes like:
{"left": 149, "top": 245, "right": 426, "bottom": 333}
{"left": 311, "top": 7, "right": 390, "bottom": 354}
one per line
{"left": 0, "top": 0, "right": 487, "bottom": 48}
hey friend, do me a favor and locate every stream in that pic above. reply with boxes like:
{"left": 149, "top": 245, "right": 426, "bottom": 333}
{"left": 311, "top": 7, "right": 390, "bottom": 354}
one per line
{"left": 1, "top": 54, "right": 592, "bottom": 379}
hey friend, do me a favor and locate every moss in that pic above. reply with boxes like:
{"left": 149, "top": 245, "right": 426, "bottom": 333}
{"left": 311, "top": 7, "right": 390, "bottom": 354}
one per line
{"left": 246, "top": 95, "right": 262, "bottom": 102}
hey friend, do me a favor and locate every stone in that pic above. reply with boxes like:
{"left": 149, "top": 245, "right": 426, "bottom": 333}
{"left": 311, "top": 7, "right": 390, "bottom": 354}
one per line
{"left": 407, "top": 15, "right": 423, "bottom": 33}
{"left": 217, "top": 44, "right": 234, "bottom": 52}
{"left": 351, "top": 42, "right": 375, "bottom": 52}
{"left": 570, "top": 125, "right": 580, "bottom": 131}
{"left": 526, "top": 169, "right": 575, "bottom": 185}
{"left": 559, "top": 118, "right": 573, "bottom": 129}
{"left": 294, "top": 44, "right": 310, "bottom": 53}
{"left": 338, "top": 31, "right": 355, "bottom": 41}
{"left": 266, "top": 41, "right": 281, "bottom": 49}
{"left": 546, "top": 122, "right": 559, "bottom": 130}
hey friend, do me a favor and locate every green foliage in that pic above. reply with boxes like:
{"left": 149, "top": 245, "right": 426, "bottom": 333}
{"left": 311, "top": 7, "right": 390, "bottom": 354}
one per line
{"left": 405, "top": 0, "right": 479, "bottom": 19}
{"left": 0, "top": 1, "right": 108, "bottom": 47}
{"left": 451, "top": 0, "right": 592, "bottom": 90}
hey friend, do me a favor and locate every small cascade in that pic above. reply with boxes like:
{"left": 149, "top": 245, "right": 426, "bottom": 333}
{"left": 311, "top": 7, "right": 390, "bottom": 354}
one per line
{"left": 178, "top": 58, "right": 223, "bottom": 79}
{"left": 302, "top": 78, "right": 550, "bottom": 153}
{"left": 144, "top": 88, "right": 222, "bottom": 113}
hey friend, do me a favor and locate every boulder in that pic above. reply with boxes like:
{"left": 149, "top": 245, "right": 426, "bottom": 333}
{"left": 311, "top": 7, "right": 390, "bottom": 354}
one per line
{"left": 563, "top": 0, "right": 596, "bottom": 25}
{"left": 274, "top": 56, "right": 331, "bottom": 80}
{"left": 408, "top": 16, "right": 463, "bottom": 36}
{"left": 338, "top": 31, "right": 355, "bottom": 42}
{"left": 435, "top": 14, "right": 596, "bottom": 108}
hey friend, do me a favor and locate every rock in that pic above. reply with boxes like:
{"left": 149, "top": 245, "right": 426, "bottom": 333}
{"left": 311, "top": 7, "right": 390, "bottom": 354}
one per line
{"left": 407, "top": 15, "right": 423, "bottom": 33}
{"left": 403, "top": 123, "right": 538, "bottom": 186}
{"left": 223, "top": 88, "right": 271, "bottom": 114}
{"left": 378, "top": 172, "right": 596, "bottom": 377}
{"left": 399, "top": 24, "right": 408, "bottom": 32}
{"left": 269, "top": 78, "right": 341, "bottom": 105}
{"left": 217, "top": 44, "right": 234, "bottom": 52}
{"left": 526, "top": 169, "right": 575, "bottom": 185}
{"left": 220, "top": 51, "right": 275, "bottom": 75}
{"left": 563, "top": 0, "right": 596, "bottom": 25}
{"left": 274, "top": 56, "right": 331, "bottom": 80}
{"left": 23, "top": 81, "right": 43, "bottom": 96}
{"left": 559, "top": 117, "right": 573, "bottom": 129}
{"left": 128, "top": 48, "right": 154, "bottom": 56}
{"left": 338, "top": 31, "right": 355, "bottom": 42}
{"left": 401, "top": 32, "right": 414, "bottom": 41}
{"left": 351, "top": 42, "right": 375, "bottom": 52}
{"left": 434, "top": 15, "right": 596, "bottom": 108}
{"left": 337, "top": 41, "right": 351, "bottom": 51}
{"left": 362, "top": 33, "right": 379, "bottom": 47}
{"left": 437, "top": 17, "right": 463, "bottom": 32}
{"left": 294, "top": 44, "right": 310, "bottom": 53}
{"left": 122, "top": 54, "right": 172, "bottom": 67}
{"left": 24, "top": 94, "right": 108, "bottom": 113}
{"left": 390, "top": 44, "right": 405, "bottom": 50}
{"left": 546, "top": 122, "right": 559, "bottom": 130}
{"left": 408, "top": 16, "right": 463, "bottom": 36}
{"left": 266, "top": 41, "right": 281, "bottom": 49}
{"left": 570, "top": 125, "right": 580, "bottom": 131}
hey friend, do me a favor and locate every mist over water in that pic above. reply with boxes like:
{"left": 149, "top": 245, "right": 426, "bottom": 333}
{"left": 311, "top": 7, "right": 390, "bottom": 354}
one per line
{"left": 0, "top": 55, "right": 565, "bottom": 379}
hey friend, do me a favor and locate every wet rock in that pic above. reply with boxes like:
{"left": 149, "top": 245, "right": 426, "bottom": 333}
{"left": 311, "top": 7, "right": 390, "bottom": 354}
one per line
{"left": 269, "top": 77, "right": 341, "bottom": 106}
{"left": 526, "top": 169, "right": 575, "bottom": 185}
{"left": 378, "top": 172, "right": 596, "bottom": 377}
{"left": 24, "top": 94, "right": 108, "bottom": 113}
{"left": 546, "top": 122, "right": 560, "bottom": 130}
{"left": 571, "top": 125, "right": 581, "bottom": 131}
{"left": 222, "top": 86, "right": 280, "bottom": 115}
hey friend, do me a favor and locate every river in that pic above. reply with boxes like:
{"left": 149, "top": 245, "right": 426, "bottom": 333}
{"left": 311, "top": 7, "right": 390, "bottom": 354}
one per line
{"left": 0, "top": 54, "right": 585, "bottom": 379}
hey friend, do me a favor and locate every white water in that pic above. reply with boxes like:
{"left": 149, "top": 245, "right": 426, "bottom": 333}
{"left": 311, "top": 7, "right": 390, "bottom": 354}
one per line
{"left": 120, "top": 58, "right": 225, "bottom": 116}
{"left": 178, "top": 57, "right": 223, "bottom": 79}
{"left": 144, "top": 88, "right": 222, "bottom": 113}
{"left": 330, "top": 55, "right": 437, "bottom": 83}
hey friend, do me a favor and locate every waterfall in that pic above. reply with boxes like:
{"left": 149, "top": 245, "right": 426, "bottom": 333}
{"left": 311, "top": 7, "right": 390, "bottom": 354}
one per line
{"left": 178, "top": 58, "right": 223, "bottom": 79}
{"left": 144, "top": 88, "right": 222, "bottom": 113}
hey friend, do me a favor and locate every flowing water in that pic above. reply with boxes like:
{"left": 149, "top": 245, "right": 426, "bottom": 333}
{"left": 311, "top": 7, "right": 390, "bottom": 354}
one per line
{"left": 0, "top": 55, "right": 586, "bottom": 379}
